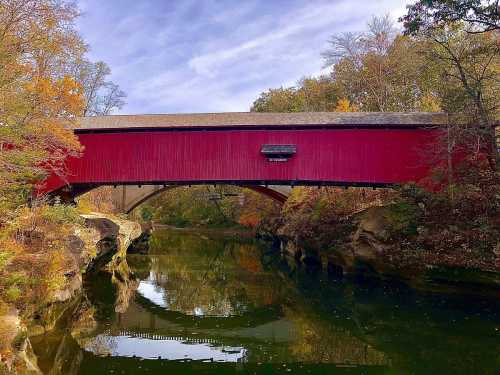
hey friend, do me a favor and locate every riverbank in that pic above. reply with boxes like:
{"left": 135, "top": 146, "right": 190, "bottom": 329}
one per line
{"left": 0, "top": 211, "right": 143, "bottom": 374}
{"left": 257, "top": 185, "right": 500, "bottom": 296}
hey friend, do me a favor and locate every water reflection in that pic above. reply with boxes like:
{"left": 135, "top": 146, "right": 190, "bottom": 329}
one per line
{"left": 85, "top": 333, "right": 247, "bottom": 362}
{"left": 134, "top": 231, "right": 283, "bottom": 318}
{"left": 30, "top": 229, "right": 500, "bottom": 374}
{"left": 137, "top": 272, "right": 169, "bottom": 308}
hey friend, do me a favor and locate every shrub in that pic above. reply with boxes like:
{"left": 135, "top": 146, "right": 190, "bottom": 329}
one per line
{"left": 140, "top": 206, "right": 154, "bottom": 221}
{"left": 39, "top": 203, "right": 83, "bottom": 225}
{"left": 385, "top": 201, "right": 421, "bottom": 236}
{"left": 4, "top": 287, "right": 21, "bottom": 303}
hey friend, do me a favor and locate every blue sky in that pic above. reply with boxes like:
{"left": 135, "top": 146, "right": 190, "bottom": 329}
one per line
{"left": 76, "top": 0, "right": 410, "bottom": 114}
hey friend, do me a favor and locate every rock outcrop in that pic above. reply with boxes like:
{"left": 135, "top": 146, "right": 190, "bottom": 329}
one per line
{"left": 327, "top": 206, "right": 500, "bottom": 292}
{"left": 265, "top": 204, "right": 499, "bottom": 293}
{"left": 1, "top": 213, "right": 142, "bottom": 374}
{"left": 329, "top": 206, "right": 396, "bottom": 276}
{"left": 28, "top": 213, "right": 141, "bottom": 333}
{"left": 0, "top": 306, "right": 41, "bottom": 374}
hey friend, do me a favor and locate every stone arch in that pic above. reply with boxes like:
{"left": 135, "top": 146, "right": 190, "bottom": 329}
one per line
{"left": 110, "top": 184, "right": 291, "bottom": 214}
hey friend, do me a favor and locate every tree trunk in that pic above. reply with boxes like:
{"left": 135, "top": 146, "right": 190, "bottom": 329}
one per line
{"left": 475, "top": 96, "right": 497, "bottom": 171}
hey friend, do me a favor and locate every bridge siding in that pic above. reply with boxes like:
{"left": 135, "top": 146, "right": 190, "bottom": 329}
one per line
{"left": 43, "top": 128, "right": 441, "bottom": 193}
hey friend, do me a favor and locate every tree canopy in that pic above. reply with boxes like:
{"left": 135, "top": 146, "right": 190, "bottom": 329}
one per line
{"left": 401, "top": 0, "right": 500, "bottom": 34}
{"left": 252, "top": 16, "right": 443, "bottom": 114}
{"left": 75, "top": 60, "right": 126, "bottom": 116}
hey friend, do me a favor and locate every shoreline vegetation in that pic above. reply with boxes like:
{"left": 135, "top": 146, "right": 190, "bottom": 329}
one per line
{"left": 254, "top": 185, "right": 499, "bottom": 291}
{"left": 137, "top": 181, "right": 498, "bottom": 295}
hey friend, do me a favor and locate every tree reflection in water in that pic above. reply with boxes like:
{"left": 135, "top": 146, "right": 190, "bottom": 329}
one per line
{"left": 132, "top": 230, "right": 285, "bottom": 317}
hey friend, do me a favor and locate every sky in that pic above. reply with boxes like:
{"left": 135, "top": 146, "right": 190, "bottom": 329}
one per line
{"left": 76, "top": 0, "right": 411, "bottom": 114}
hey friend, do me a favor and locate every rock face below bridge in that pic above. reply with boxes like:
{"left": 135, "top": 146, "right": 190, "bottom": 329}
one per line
{"left": 334, "top": 207, "right": 394, "bottom": 273}
{"left": 331, "top": 206, "right": 499, "bottom": 291}
{"left": 38, "top": 213, "right": 142, "bottom": 312}
{"left": 272, "top": 205, "right": 499, "bottom": 294}
{"left": 80, "top": 213, "right": 143, "bottom": 269}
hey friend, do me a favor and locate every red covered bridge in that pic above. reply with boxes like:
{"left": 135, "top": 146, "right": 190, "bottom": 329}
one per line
{"left": 42, "top": 112, "right": 446, "bottom": 211}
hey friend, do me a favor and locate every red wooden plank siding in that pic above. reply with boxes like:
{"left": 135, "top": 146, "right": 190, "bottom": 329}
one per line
{"left": 42, "top": 128, "right": 442, "bottom": 193}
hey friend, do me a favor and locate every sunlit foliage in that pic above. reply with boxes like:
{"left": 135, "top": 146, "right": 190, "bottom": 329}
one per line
{"left": 0, "top": 0, "right": 126, "bottom": 217}
{"left": 77, "top": 186, "right": 118, "bottom": 214}
{"left": 0, "top": 0, "right": 125, "bottom": 337}
{"left": 251, "top": 77, "right": 340, "bottom": 112}
{"left": 0, "top": 0, "right": 85, "bottom": 213}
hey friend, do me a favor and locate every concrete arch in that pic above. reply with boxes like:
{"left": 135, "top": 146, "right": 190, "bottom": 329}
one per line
{"left": 109, "top": 184, "right": 291, "bottom": 214}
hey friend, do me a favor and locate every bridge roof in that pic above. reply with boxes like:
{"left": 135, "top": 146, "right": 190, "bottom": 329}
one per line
{"left": 75, "top": 112, "right": 448, "bottom": 131}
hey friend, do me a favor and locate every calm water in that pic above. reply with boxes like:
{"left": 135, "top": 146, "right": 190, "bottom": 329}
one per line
{"left": 32, "top": 229, "right": 500, "bottom": 374}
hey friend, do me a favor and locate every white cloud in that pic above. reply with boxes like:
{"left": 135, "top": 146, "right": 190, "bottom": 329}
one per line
{"left": 77, "top": 0, "right": 412, "bottom": 114}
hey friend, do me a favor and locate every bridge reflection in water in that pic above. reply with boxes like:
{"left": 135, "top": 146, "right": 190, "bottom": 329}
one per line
{"left": 30, "top": 229, "right": 500, "bottom": 375}
{"left": 87, "top": 331, "right": 247, "bottom": 362}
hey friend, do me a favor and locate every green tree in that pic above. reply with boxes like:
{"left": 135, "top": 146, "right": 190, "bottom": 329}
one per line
{"left": 401, "top": 0, "right": 500, "bottom": 35}
{"left": 251, "top": 87, "right": 302, "bottom": 112}
{"left": 147, "top": 186, "right": 240, "bottom": 227}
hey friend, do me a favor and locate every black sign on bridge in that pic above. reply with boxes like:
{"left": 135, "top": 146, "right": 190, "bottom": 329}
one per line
{"left": 261, "top": 144, "right": 297, "bottom": 162}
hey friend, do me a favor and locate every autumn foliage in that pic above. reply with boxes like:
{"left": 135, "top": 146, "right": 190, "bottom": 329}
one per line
{"left": 0, "top": 203, "right": 84, "bottom": 316}
{"left": 0, "top": 0, "right": 87, "bottom": 214}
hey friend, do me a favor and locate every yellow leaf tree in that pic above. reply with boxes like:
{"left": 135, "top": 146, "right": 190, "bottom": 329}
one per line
{"left": 334, "top": 98, "right": 358, "bottom": 112}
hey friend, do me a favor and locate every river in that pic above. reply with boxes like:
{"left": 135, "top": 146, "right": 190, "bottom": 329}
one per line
{"left": 31, "top": 228, "right": 500, "bottom": 374}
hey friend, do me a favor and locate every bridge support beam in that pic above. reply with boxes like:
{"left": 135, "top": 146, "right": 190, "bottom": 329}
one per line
{"left": 111, "top": 185, "right": 165, "bottom": 214}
